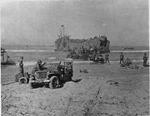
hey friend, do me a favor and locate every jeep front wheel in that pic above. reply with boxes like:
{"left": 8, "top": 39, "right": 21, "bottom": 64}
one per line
{"left": 19, "top": 77, "right": 28, "bottom": 84}
{"left": 49, "top": 76, "right": 59, "bottom": 89}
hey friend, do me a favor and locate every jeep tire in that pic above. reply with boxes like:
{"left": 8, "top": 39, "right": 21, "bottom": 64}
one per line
{"left": 49, "top": 76, "right": 59, "bottom": 89}
{"left": 19, "top": 77, "right": 28, "bottom": 84}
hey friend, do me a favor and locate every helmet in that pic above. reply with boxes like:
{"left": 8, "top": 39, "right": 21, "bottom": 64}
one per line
{"left": 37, "top": 60, "right": 42, "bottom": 64}
{"left": 20, "top": 56, "right": 23, "bottom": 59}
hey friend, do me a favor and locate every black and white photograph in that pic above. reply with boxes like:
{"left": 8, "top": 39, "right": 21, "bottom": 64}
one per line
{"left": 1, "top": 0, "right": 149, "bottom": 115}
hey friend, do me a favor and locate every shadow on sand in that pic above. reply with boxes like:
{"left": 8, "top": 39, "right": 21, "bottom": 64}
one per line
{"left": 71, "top": 79, "right": 82, "bottom": 83}
{"left": 30, "top": 78, "right": 82, "bottom": 89}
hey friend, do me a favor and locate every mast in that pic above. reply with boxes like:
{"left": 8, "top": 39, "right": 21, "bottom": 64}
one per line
{"left": 58, "top": 25, "right": 65, "bottom": 38}
{"left": 61, "top": 25, "right": 65, "bottom": 37}
{"left": 57, "top": 25, "right": 71, "bottom": 39}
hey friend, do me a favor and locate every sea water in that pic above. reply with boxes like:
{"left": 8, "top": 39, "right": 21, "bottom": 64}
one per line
{"left": 1, "top": 45, "right": 149, "bottom": 67}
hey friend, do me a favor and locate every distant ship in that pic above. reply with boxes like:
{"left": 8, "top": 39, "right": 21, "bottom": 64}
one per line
{"left": 1, "top": 48, "right": 16, "bottom": 65}
{"left": 123, "top": 47, "right": 134, "bottom": 50}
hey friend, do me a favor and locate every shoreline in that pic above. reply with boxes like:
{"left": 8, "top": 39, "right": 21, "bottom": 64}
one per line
{"left": 1, "top": 61, "right": 148, "bottom": 86}
{"left": 3, "top": 59, "right": 148, "bottom": 67}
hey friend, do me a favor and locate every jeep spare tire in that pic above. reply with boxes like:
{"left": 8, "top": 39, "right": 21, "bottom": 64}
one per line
{"left": 19, "top": 77, "right": 28, "bottom": 84}
{"left": 49, "top": 76, "right": 59, "bottom": 89}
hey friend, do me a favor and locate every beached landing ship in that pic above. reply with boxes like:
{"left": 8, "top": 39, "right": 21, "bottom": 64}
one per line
{"left": 1, "top": 48, "right": 16, "bottom": 65}
{"left": 55, "top": 25, "right": 110, "bottom": 61}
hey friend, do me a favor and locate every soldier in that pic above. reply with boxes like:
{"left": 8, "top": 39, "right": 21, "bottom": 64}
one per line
{"left": 124, "top": 58, "right": 132, "bottom": 66}
{"left": 31, "top": 60, "right": 46, "bottom": 74}
{"left": 19, "top": 56, "right": 24, "bottom": 76}
{"left": 120, "top": 52, "right": 124, "bottom": 64}
{"left": 105, "top": 53, "right": 110, "bottom": 64}
{"left": 143, "top": 53, "right": 148, "bottom": 67}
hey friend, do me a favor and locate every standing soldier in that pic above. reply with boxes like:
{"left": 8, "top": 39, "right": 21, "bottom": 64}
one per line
{"left": 143, "top": 53, "right": 148, "bottom": 67}
{"left": 31, "top": 60, "right": 46, "bottom": 74}
{"left": 19, "top": 56, "right": 24, "bottom": 76}
{"left": 120, "top": 52, "right": 124, "bottom": 64}
{"left": 105, "top": 53, "right": 110, "bottom": 64}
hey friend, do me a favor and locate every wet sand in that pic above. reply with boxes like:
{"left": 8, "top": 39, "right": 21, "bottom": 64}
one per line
{"left": 1, "top": 62, "right": 149, "bottom": 116}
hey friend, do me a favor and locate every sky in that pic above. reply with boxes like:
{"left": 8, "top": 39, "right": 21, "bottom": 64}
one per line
{"left": 1, "top": 0, "right": 149, "bottom": 46}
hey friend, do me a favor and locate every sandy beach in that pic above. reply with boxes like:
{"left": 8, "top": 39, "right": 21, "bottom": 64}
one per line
{"left": 1, "top": 0, "right": 149, "bottom": 115}
{"left": 1, "top": 62, "right": 149, "bottom": 116}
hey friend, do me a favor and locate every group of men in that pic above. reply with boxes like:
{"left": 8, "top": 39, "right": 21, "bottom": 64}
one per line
{"left": 119, "top": 52, "right": 148, "bottom": 67}
{"left": 97, "top": 52, "right": 148, "bottom": 67}
{"left": 18, "top": 52, "right": 148, "bottom": 76}
{"left": 103, "top": 52, "right": 124, "bottom": 65}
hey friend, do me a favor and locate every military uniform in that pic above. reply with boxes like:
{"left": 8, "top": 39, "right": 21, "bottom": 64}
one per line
{"left": 19, "top": 56, "right": 24, "bottom": 76}
{"left": 105, "top": 53, "right": 110, "bottom": 64}
{"left": 120, "top": 53, "right": 124, "bottom": 64}
{"left": 31, "top": 60, "right": 46, "bottom": 74}
{"left": 143, "top": 53, "right": 148, "bottom": 67}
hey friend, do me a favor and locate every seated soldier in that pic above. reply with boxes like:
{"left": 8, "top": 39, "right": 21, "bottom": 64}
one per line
{"left": 125, "top": 58, "right": 132, "bottom": 66}
{"left": 31, "top": 60, "right": 46, "bottom": 74}
{"left": 120, "top": 58, "right": 132, "bottom": 68}
{"left": 120, "top": 62, "right": 126, "bottom": 67}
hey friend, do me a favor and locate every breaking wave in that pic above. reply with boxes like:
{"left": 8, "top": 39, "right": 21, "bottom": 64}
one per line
{"left": 7, "top": 50, "right": 54, "bottom": 53}
{"left": 48, "top": 57, "right": 56, "bottom": 60}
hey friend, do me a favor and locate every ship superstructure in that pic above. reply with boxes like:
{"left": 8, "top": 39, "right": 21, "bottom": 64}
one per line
{"left": 55, "top": 25, "right": 110, "bottom": 53}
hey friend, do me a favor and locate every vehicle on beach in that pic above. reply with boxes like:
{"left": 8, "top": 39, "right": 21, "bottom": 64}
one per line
{"left": 29, "top": 61, "right": 73, "bottom": 89}
{"left": 89, "top": 54, "right": 105, "bottom": 63}
{"left": 1, "top": 47, "right": 16, "bottom": 65}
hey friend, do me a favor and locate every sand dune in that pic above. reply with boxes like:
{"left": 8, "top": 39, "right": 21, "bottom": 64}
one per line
{"left": 1, "top": 63, "right": 149, "bottom": 116}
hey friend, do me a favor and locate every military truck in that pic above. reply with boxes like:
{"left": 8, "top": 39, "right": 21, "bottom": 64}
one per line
{"left": 29, "top": 61, "right": 73, "bottom": 89}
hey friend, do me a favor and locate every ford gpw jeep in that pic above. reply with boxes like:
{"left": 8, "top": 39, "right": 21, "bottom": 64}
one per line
{"left": 29, "top": 61, "right": 73, "bottom": 89}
